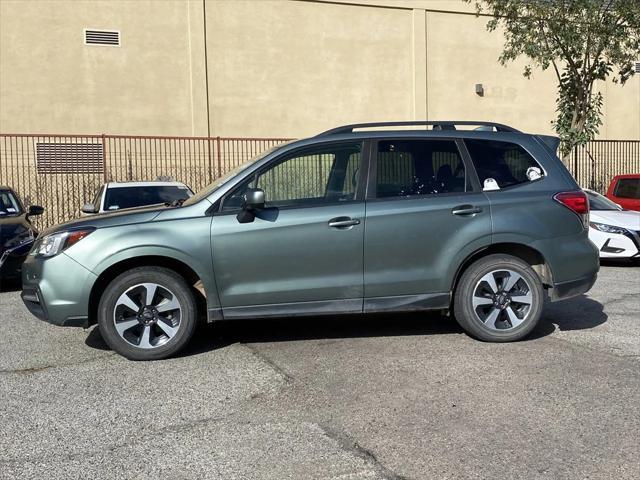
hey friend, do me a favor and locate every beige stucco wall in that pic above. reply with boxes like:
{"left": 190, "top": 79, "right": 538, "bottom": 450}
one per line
{"left": 0, "top": 0, "right": 207, "bottom": 136}
{"left": 0, "top": 0, "right": 638, "bottom": 139}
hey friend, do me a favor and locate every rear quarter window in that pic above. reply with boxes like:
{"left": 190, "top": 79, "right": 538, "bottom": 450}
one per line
{"left": 465, "top": 139, "right": 543, "bottom": 189}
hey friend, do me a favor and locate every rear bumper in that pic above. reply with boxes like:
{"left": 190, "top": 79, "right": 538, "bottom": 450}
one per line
{"left": 550, "top": 272, "right": 598, "bottom": 302}
{"left": 531, "top": 231, "right": 599, "bottom": 302}
{"left": 21, "top": 252, "right": 96, "bottom": 327}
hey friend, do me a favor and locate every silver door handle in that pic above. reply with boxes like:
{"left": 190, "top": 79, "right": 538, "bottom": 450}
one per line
{"left": 452, "top": 206, "right": 482, "bottom": 216}
{"left": 328, "top": 217, "right": 361, "bottom": 228}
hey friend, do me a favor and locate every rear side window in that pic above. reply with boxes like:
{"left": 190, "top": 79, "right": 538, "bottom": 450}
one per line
{"left": 104, "top": 186, "right": 192, "bottom": 210}
{"left": 375, "top": 139, "right": 466, "bottom": 198}
{"left": 614, "top": 178, "right": 640, "bottom": 199}
{"left": 465, "top": 139, "right": 542, "bottom": 189}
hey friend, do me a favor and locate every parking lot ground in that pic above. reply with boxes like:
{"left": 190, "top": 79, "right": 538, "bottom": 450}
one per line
{"left": 0, "top": 264, "right": 638, "bottom": 480}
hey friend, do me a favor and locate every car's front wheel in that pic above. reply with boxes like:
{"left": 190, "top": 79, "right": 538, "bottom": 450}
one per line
{"left": 453, "top": 254, "right": 544, "bottom": 342}
{"left": 97, "top": 267, "right": 198, "bottom": 360}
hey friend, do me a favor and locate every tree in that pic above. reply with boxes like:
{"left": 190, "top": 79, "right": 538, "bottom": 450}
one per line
{"left": 469, "top": 0, "right": 640, "bottom": 157}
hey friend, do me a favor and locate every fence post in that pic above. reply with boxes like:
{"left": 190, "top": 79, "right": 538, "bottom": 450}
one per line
{"left": 215, "top": 136, "right": 222, "bottom": 179}
{"left": 573, "top": 145, "right": 578, "bottom": 181}
{"left": 101, "top": 133, "right": 108, "bottom": 182}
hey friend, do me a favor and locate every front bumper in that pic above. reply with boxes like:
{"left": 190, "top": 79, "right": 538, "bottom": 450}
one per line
{"left": 21, "top": 252, "right": 97, "bottom": 327}
{"left": 588, "top": 227, "right": 640, "bottom": 259}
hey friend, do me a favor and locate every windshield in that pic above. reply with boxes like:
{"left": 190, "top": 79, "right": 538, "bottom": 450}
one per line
{"left": 104, "top": 185, "right": 193, "bottom": 211}
{"left": 0, "top": 190, "right": 23, "bottom": 216}
{"left": 614, "top": 178, "right": 640, "bottom": 199}
{"left": 586, "top": 190, "right": 622, "bottom": 211}
{"left": 182, "top": 144, "right": 286, "bottom": 206}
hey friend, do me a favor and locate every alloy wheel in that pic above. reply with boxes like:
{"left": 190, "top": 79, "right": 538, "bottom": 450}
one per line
{"left": 113, "top": 283, "right": 182, "bottom": 349}
{"left": 472, "top": 269, "right": 533, "bottom": 331}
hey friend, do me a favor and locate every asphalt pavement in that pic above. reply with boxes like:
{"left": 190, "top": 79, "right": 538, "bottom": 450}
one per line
{"left": 0, "top": 263, "right": 638, "bottom": 480}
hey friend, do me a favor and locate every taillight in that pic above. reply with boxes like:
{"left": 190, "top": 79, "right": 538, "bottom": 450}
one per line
{"left": 554, "top": 191, "right": 589, "bottom": 227}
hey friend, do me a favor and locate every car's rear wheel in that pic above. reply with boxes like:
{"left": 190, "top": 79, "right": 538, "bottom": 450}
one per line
{"left": 453, "top": 254, "right": 544, "bottom": 342}
{"left": 98, "top": 267, "right": 197, "bottom": 360}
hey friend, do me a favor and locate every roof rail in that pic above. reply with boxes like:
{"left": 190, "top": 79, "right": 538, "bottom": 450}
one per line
{"left": 316, "top": 121, "right": 520, "bottom": 136}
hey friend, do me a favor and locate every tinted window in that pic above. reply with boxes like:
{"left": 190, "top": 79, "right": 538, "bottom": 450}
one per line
{"left": 104, "top": 185, "right": 192, "bottom": 211}
{"left": 465, "top": 139, "right": 542, "bottom": 189}
{"left": 614, "top": 178, "right": 640, "bottom": 199}
{"left": 586, "top": 191, "right": 621, "bottom": 211}
{"left": 375, "top": 140, "right": 466, "bottom": 198}
{"left": 0, "top": 190, "right": 22, "bottom": 216}
{"left": 221, "top": 142, "right": 362, "bottom": 211}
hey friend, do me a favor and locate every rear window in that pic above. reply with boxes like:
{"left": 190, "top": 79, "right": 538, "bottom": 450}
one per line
{"left": 104, "top": 185, "right": 192, "bottom": 211}
{"left": 465, "top": 139, "right": 543, "bottom": 189}
{"left": 614, "top": 178, "right": 640, "bottom": 199}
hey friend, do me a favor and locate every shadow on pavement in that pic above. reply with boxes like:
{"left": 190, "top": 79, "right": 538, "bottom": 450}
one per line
{"left": 0, "top": 279, "right": 21, "bottom": 292}
{"left": 600, "top": 258, "right": 640, "bottom": 268}
{"left": 85, "top": 293, "right": 607, "bottom": 358}
{"left": 540, "top": 294, "right": 608, "bottom": 333}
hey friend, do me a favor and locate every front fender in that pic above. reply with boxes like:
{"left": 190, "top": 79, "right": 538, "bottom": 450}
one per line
{"left": 65, "top": 217, "right": 220, "bottom": 309}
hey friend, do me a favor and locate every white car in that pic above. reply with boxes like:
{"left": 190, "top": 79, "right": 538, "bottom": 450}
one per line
{"left": 585, "top": 189, "right": 640, "bottom": 259}
{"left": 82, "top": 181, "right": 194, "bottom": 215}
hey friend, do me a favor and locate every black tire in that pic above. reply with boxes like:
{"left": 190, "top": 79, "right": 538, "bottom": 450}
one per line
{"left": 97, "top": 267, "right": 198, "bottom": 360}
{"left": 453, "top": 254, "right": 544, "bottom": 342}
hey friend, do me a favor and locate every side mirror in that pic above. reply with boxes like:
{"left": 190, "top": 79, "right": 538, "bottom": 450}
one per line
{"left": 27, "top": 205, "right": 44, "bottom": 216}
{"left": 81, "top": 203, "right": 97, "bottom": 214}
{"left": 243, "top": 188, "right": 265, "bottom": 210}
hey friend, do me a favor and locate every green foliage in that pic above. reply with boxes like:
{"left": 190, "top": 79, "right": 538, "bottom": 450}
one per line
{"left": 469, "top": 0, "right": 640, "bottom": 156}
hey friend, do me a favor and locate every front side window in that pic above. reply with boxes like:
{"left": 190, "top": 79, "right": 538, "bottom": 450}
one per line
{"left": 104, "top": 185, "right": 192, "bottom": 211}
{"left": 375, "top": 139, "right": 466, "bottom": 198}
{"left": 465, "top": 139, "right": 543, "bottom": 189}
{"left": 221, "top": 142, "right": 362, "bottom": 211}
{"left": 614, "top": 178, "right": 640, "bottom": 199}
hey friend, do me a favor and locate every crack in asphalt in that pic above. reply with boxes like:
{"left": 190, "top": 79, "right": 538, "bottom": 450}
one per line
{"left": 241, "top": 342, "right": 294, "bottom": 384}
{"left": 0, "top": 411, "right": 237, "bottom": 466}
{"left": 319, "top": 424, "right": 412, "bottom": 480}
{"left": 0, "top": 352, "right": 117, "bottom": 375}
{"left": 600, "top": 293, "right": 640, "bottom": 306}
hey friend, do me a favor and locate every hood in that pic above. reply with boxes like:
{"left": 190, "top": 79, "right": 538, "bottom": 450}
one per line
{"left": 42, "top": 204, "right": 169, "bottom": 236}
{"left": 590, "top": 209, "right": 640, "bottom": 230}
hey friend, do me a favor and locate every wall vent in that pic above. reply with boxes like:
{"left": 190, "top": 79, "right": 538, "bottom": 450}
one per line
{"left": 635, "top": 61, "right": 640, "bottom": 74}
{"left": 84, "top": 29, "right": 120, "bottom": 46}
{"left": 36, "top": 143, "right": 104, "bottom": 174}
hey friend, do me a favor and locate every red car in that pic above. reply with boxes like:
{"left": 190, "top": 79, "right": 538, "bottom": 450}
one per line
{"left": 606, "top": 174, "right": 640, "bottom": 211}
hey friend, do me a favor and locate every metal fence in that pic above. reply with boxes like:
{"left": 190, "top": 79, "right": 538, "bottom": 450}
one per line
{"left": 0, "top": 134, "right": 638, "bottom": 229}
{"left": 0, "top": 134, "right": 291, "bottom": 228}
{"left": 567, "top": 140, "right": 640, "bottom": 193}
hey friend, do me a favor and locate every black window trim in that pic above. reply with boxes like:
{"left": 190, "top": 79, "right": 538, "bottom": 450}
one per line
{"left": 365, "top": 137, "right": 480, "bottom": 201}
{"left": 213, "top": 139, "right": 369, "bottom": 216}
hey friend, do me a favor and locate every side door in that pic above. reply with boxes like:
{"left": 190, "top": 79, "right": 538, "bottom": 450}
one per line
{"left": 211, "top": 141, "right": 367, "bottom": 317}
{"left": 363, "top": 137, "right": 492, "bottom": 311}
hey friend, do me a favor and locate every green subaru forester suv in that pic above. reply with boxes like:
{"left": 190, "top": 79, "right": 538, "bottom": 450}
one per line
{"left": 21, "top": 122, "right": 599, "bottom": 360}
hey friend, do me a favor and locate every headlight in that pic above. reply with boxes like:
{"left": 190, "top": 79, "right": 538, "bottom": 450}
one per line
{"left": 589, "top": 222, "right": 627, "bottom": 235}
{"left": 4, "top": 228, "right": 35, "bottom": 249}
{"left": 31, "top": 228, "right": 95, "bottom": 258}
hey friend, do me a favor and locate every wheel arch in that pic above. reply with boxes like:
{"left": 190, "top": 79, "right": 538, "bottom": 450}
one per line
{"left": 451, "top": 243, "right": 554, "bottom": 296}
{"left": 88, "top": 255, "right": 207, "bottom": 326}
